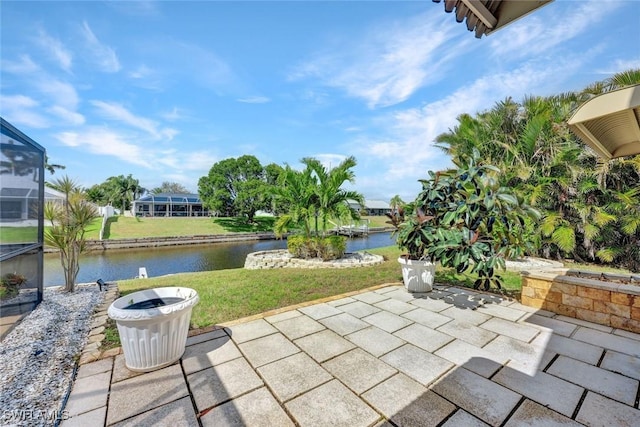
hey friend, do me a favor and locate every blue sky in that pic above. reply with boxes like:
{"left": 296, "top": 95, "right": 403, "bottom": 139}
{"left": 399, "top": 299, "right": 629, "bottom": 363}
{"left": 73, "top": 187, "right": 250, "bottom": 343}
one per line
{"left": 2, "top": 1, "right": 639, "bottom": 202}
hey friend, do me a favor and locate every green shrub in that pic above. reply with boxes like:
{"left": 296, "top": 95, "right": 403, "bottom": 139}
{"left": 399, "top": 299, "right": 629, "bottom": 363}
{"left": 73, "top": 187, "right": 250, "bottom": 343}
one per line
{"left": 0, "top": 273, "right": 27, "bottom": 300}
{"left": 287, "top": 235, "right": 347, "bottom": 260}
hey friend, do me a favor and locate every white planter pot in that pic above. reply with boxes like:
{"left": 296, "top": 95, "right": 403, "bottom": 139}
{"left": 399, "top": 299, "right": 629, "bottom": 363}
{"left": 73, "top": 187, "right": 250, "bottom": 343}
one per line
{"left": 108, "top": 287, "right": 199, "bottom": 372}
{"left": 398, "top": 257, "right": 435, "bottom": 293}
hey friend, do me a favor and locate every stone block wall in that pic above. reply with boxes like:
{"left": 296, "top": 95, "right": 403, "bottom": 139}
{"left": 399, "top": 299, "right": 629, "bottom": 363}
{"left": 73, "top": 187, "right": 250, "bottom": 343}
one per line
{"left": 244, "top": 250, "right": 384, "bottom": 270}
{"left": 521, "top": 268, "right": 640, "bottom": 334}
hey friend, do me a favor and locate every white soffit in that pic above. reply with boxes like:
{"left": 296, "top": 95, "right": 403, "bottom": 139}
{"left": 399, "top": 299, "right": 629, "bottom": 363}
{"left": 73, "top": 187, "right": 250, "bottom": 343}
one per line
{"left": 568, "top": 84, "right": 640, "bottom": 159}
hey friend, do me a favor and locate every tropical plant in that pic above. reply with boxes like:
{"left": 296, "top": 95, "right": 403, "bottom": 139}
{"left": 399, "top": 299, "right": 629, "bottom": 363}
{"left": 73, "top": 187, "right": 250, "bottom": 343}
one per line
{"left": 271, "top": 156, "right": 364, "bottom": 260}
{"left": 397, "top": 151, "right": 539, "bottom": 290}
{"left": 287, "top": 234, "right": 346, "bottom": 261}
{"left": 434, "top": 69, "right": 640, "bottom": 272}
{"left": 44, "top": 176, "right": 98, "bottom": 292}
{"left": 106, "top": 174, "right": 144, "bottom": 214}
{"left": 300, "top": 156, "right": 364, "bottom": 236}
{"left": 272, "top": 165, "right": 317, "bottom": 238}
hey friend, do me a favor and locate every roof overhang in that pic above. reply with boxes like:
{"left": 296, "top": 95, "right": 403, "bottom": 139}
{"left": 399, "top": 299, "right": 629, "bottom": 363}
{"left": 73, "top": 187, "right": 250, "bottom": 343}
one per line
{"left": 433, "top": 0, "right": 553, "bottom": 38}
{"left": 568, "top": 84, "right": 640, "bottom": 159}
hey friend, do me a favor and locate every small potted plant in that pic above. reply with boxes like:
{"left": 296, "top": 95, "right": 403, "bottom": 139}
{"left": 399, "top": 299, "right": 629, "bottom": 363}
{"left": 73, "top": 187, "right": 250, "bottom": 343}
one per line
{"left": 393, "top": 204, "right": 437, "bottom": 292}
{"left": 394, "top": 149, "right": 538, "bottom": 293}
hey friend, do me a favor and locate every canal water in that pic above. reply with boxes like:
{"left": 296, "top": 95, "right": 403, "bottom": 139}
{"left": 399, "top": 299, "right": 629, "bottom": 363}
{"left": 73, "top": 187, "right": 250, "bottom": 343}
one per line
{"left": 43, "top": 232, "right": 395, "bottom": 286}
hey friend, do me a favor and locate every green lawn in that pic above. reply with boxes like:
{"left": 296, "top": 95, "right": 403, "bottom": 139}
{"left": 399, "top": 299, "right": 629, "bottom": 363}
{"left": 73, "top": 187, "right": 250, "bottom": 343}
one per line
{"left": 94, "top": 215, "right": 390, "bottom": 240}
{"left": 99, "top": 216, "right": 276, "bottom": 239}
{"left": 0, "top": 226, "right": 39, "bottom": 244}
{"left": 112, "top": 246, "right": 521, "bottom": 329}
{"left": 117, "top": 246, "right": 404, "bottom": 328}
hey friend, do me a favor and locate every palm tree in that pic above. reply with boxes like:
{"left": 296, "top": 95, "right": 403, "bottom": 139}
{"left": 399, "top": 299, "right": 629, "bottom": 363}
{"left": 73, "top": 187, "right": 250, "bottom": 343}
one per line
{"left": 44, "top": 155, "right": 65, "bottom": 175}
{"left": 301, "top": 156, "right": 365, "bottom": 236}
{"left": 271, "top": 165, "right": 317, "bottom": 237}
{"left": 106, "top": 174, "right": 142, "bottom": 214}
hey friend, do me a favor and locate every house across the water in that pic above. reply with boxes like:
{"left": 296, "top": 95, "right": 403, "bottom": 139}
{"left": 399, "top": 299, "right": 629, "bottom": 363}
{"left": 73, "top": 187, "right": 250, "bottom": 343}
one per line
{"left": 132, "top": 193, "right": 210, "bottom": 217}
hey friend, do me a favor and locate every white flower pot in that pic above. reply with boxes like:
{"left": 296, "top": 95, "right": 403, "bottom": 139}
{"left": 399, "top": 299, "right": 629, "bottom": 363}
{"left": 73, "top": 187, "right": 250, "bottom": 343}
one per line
{"left": 398, "top": 257, "right": 435, "bottom": 293}
{"left": 108, "top": 287, "right": 199, "bottom": 372}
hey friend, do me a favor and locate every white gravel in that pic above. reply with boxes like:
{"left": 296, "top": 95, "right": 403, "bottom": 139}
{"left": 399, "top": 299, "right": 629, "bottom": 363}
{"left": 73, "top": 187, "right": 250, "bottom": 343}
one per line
{"left": 0, "top": 285, "right": 103, "bottom": 427}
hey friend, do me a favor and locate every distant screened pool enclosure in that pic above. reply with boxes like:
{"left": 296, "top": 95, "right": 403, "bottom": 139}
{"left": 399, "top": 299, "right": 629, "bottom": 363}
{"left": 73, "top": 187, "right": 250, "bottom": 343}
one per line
{"left": 1, "top": 117, "right": 45, "bottom": 338}
{"left": 132, "top": 193, "right": 211, "bottom": 217}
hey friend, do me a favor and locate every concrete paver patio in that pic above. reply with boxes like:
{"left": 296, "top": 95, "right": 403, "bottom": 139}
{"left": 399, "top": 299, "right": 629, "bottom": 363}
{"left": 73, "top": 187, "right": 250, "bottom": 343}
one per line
{"left": 62, "top": 284, "right": 640, "bottom": 426}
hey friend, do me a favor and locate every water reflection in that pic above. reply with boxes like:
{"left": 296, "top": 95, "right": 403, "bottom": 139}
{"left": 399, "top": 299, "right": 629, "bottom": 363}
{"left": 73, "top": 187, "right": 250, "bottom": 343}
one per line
{"left": 44, "top": 232, "right": 394, "bottom": 286}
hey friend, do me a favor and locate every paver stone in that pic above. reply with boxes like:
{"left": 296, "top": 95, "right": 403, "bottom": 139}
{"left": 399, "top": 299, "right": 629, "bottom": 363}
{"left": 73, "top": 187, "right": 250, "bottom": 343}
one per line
{"left": 257, "top": 352, "right": 332, "bottom": 402}
{"left": 65, "top": 371, "right": 111, "bottom": 417}
{"left": 441, "top": 409, "right": 490, "bottom": 427}
{"left": 107, "top": 365, "right": 189, "bottom": 425}
{"left": 576, "top": 392, "right": 640, "bottom": 427}
{"left": 110, "top": 396, "right": 198, "bottom": 427}
{"left": 294, "top": 329, "right": 355, "bottom": 363}
{"left": 228, "top": 319, "right": 277, "bottom": 344}
{"left": 323, "top": 348, "right": 397, "bottom": 394}
{"left": 430, "top": 367, "right": 521, "bottom": 426}
{"left": 363, "top": 374, "right": 456, "bottom": 426}
{"left": 200, "top": 387, "right": 294, "bottom": 427}
{"left": 504, "top": 399, "right": 582, "bottom": 426}
{"left": 182, "top": 336, "right": 242, "bottom": 374}
{"left": 239, "top": 333, "right": 300, "bottom": 367}
{"left": 272, "top": 314, "right": 325, "bottom": 340}
{"left": 362, "top": 311, "right": 413, "bottom": 333}
{"left": 394, "top": 322, "right": 454, "bottom": 352}
{"left": 337, "top": 300, "right": 381, "bottom": 318}
{"left": 492, "top": 366, "right": 583, "bottom": 417}
{"left": 434, "top": 339, "right": 505, "bottom": 378}
{"left": 546, "top": 355, "right": 638, "bottom": 405}
{"left": 345, "top": 326, "right": 405, "bottom": 357}
{"left": 286, "top": 380, "right": 380, "bottom": 427}
{"left": 381, "top": 344, "right": 454, "bottom": 386}
{"left": 319, "top": 312, "right": 369, "bottom": 336}
{"left": 187, "top": 358, "right": 263, "bottom": 411}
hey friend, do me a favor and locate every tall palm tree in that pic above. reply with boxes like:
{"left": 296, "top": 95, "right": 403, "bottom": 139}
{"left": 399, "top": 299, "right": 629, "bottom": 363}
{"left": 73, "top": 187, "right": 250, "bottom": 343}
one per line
{"left": 271, "top": 165, "right": 317, "bottom": 237}
{"left": 301, "top": 156, "right": 365, "bottom": 235}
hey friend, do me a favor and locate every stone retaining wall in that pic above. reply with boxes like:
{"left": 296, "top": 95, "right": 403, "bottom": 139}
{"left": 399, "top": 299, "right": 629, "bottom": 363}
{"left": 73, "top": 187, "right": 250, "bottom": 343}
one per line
{"left": 244, "top": 250, "right": 384, "bottom": 269}
{"left": 84, "top": 232, "right": 277, "bottom": 251}
{"left": 521, "top": 268, "right": 640, "bottom": 333}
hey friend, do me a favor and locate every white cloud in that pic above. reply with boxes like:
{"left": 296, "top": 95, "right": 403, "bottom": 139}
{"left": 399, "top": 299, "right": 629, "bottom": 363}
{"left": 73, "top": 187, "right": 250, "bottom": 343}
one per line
{"left": 161, "top": 107, "right": 186, "bottom": 121}
{"left": 488, "top": 0, "right": 621, "bottom": 58}
{"left": 1, "top": 55, "right": 39, "bottom": 74}
{"left": 237, "top": 96, "right": 270, "bottom": 104}
{"left": 290, "top": 12, "right": 465, "bottom": 108}
{"left": 91, "top": 100, "right": 177, "bottom": 140}
{"left": 35, "top": 79, "right": 80, "bottom": 110}
{"left": 0, "top": 95, "right": 50, "bottom": 128}
{"left": 55, "top": 128, "right": 150, "bottom": 167}
{"left": 81, "top": 21, "right": 121, "bottom": 72}
{"left": 127, "top": 64, "right": 165, "bottom": 91}
{"left": 351, "top": 60, "right": 580, "bottom": 195}
{"left": 180, "top": 151, "right": 220, "bottom": 171}
{"left": 48, "top": 105, "right": 85, "bottom": 126}
{"left": 596, "top": 58, "right": 640, "bottom": 75}
{"left": 35, "top": 28, "right": 73, "bottom": 72}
